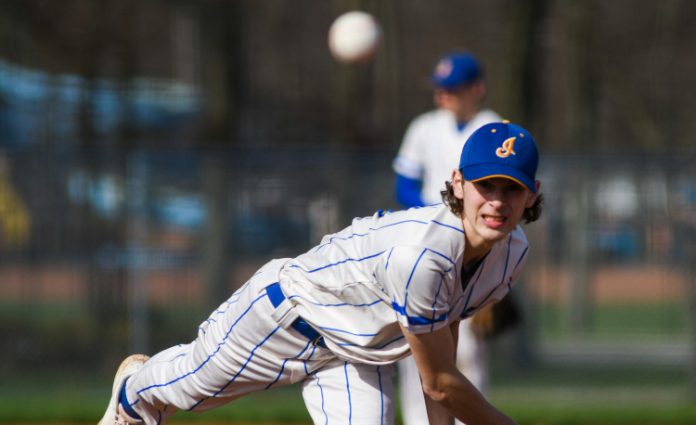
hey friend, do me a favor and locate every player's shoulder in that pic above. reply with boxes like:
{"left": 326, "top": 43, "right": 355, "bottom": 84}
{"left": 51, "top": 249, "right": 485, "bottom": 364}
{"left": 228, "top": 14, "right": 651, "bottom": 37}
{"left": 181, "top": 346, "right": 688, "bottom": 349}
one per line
{"left": 390, "top": 202, "right": 452, "bottom": 220}
{"left": 379, "top": 205, "right": 465, "bottom": 264}
{"left": 369, "top": 204, "right": 462, "bottom": 236}
{"left": 470, "top": 109, "right": 503, "bottom": 128}
{"left": 403, "top": 204, "right": 466, "bottom": 245}
{"left": 364, "top": 203, "right": 442, "bottom": 224}
{"left": 507, "top": 225, "right": 530, "bottom": 251}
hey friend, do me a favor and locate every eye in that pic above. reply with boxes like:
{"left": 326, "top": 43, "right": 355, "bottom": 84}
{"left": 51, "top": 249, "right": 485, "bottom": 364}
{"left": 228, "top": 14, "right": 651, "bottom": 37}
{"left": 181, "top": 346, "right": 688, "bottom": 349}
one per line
{"left": 505, "top": 183, "right": 525, "bottom": 193}
{"left": 474, "top": 180, "right": 494, "bottom": 191}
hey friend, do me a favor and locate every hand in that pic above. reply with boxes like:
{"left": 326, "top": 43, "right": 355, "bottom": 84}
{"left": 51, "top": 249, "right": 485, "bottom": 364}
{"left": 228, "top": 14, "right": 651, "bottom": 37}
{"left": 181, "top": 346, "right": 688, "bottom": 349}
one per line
{"left": 469, "top": 304, "right": 495, "bottom": 338}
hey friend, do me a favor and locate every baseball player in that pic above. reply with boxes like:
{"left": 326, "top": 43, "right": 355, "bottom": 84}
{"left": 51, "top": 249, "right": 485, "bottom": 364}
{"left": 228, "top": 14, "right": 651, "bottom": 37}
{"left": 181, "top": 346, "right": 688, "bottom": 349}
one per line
{"left": 99, "top": 121, "right": 542, "bottom": 425}
{"left": 393, "top": 51, "right": 502, "bottom": 425}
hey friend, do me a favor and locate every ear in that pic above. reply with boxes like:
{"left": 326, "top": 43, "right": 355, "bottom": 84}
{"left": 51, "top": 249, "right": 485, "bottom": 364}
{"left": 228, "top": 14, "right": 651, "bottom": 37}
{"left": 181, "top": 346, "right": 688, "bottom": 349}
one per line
{"left": 451, "top": 170, "right": 465, "bottom": 200}
{"left": 525, "top": 180, "right": 542, "bottom": 208}
{"left": 433, "top": 89, "right": 449, "bottom": 108}
{"left": 471, "top": 80, "right": 486, "bottom": 99}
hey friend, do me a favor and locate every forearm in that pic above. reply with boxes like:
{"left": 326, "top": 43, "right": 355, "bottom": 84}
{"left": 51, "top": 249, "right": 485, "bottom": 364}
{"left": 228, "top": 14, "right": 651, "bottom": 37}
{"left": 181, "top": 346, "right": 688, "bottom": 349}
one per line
{"left": 423, "top": 390, "right": 453, "bottom": 425}
{"left": 403, "top": 323, "right": 517, "bottom": 425}
{"left": 423, "top": 321, "right": 457, "bottom": 425}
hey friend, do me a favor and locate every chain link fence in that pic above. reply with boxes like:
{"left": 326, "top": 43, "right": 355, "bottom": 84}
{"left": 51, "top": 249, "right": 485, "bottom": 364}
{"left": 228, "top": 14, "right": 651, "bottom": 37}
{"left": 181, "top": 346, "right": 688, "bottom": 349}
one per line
{"left": 0, "top": 147, "right": 693, "bottom": 379}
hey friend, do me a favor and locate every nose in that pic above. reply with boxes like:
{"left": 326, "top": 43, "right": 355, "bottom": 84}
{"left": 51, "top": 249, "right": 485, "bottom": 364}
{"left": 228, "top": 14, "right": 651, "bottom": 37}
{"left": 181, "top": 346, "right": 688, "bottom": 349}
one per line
{"left": 486, "top": 187, "right": 507, "bottom": 205}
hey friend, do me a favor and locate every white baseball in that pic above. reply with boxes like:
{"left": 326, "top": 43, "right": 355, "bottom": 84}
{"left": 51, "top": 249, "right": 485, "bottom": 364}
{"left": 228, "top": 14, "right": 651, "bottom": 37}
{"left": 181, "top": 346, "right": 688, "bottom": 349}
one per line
{"left": 328, "top": 11, "right": 381, "bottom": 64}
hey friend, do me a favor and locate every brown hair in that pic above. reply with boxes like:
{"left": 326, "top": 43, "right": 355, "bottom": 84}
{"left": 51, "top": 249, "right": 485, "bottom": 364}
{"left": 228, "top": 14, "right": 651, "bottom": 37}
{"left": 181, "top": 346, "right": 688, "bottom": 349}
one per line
{"left": 440, "top": 180, "right": 543, "bottom": 224}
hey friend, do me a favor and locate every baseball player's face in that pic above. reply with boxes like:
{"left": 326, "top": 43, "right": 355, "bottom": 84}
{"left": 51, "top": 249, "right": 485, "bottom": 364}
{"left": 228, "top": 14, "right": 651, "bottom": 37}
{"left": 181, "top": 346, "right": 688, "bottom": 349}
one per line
{"left": 453, "top": 171, "right": 539, "bottom": 249}
{"left": 434, "top": 82, "right": 486, "bottom": 122}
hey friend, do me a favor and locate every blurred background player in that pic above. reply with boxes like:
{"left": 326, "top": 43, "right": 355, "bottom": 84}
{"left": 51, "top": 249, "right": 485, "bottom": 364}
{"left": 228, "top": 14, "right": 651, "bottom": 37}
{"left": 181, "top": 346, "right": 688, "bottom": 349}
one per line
{"left": 392, "top": 51, "right": 502, "bottom": 425}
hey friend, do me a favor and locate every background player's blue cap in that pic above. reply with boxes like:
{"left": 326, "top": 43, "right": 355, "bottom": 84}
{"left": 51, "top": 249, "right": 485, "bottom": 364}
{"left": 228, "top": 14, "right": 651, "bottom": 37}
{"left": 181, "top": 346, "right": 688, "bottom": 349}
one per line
{"left": 430, "top": 51, "right": 482, "bottom": 89}
{"left": 459, "top": 121, "right": 539, "bottom": 192}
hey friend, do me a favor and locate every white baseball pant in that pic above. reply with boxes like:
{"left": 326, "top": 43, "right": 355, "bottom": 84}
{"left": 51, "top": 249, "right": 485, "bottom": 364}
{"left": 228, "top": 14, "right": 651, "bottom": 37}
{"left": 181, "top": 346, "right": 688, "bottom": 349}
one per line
{"left": 122, "top": 259, "right": 396, "bottom": 424}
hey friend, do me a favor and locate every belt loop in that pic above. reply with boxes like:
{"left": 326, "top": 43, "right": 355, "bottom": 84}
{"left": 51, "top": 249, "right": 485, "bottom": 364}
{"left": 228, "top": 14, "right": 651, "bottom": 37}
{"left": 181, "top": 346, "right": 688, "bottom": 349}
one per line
{"left": 266, "top": 283, "right": 301, "bottom": 330}
{"left": 266, "top": 283, "right": 326, "bottom": 348}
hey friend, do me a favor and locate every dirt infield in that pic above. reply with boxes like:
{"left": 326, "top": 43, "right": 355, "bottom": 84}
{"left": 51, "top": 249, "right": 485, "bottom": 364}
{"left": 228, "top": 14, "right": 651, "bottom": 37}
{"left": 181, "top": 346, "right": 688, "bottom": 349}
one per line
{"left": 526, "top": 264, "right": 686, "bottom": 302}
{"left": 0, "top": 262, "right": 687, "bottom": 307}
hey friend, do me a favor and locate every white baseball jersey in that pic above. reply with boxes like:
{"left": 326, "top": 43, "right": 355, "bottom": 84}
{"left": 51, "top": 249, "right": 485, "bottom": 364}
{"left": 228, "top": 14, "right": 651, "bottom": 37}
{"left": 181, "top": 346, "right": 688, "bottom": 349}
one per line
{"left": 280, "top": 203, "right": 529, "bottom": 364}
{"left": 122, "top": 204, "right": 529, "bottom": 425}
{"left": 393, "top": 108, "right": 501, "bottom": 204}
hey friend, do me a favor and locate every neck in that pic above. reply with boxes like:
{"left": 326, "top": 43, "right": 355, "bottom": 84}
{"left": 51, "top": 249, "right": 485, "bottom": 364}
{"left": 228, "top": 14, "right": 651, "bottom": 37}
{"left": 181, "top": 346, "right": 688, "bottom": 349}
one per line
{"left": 462, "top": 219, "right": 493, "bottom": 265}
{"left": 453, "top": 105, "right": 480, "bottom": 124}
{"left": 463, "top": 240, "right": 491, "bottom": 265}
{"left": 463, "top": 228, "right": 493, "bottom": 264}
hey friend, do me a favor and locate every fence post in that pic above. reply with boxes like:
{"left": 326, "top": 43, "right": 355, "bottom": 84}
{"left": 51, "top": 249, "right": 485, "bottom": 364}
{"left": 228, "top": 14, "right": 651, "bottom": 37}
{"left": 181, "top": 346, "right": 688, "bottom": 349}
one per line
{"left": 127, "top": 151, "right": 150, "bottom": 354}
{"left": 568, "top": 173, "right": 592, "bottom": 334}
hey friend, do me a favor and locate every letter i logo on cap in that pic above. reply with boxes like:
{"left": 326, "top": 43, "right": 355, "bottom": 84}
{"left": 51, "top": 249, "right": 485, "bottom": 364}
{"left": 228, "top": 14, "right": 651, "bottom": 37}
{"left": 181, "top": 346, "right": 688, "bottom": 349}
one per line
{"left": 496, "top": 137, "right": 516, "bottom": 158}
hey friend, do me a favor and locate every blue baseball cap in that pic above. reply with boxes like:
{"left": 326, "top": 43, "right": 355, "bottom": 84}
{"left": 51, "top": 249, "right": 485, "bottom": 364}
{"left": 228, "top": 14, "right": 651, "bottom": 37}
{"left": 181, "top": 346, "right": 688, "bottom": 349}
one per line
{"left": 430, "top": 52, "right": 482, "bottom": 89}
{"left": 459, "top": 121, "right": 539, "bottom": 192}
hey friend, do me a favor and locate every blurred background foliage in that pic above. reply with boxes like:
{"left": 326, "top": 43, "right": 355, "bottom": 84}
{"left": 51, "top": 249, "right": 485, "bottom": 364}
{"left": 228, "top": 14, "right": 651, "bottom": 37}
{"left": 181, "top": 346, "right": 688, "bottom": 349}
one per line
{"left": 2, "top": 0, "right": 696, "bottom": 423}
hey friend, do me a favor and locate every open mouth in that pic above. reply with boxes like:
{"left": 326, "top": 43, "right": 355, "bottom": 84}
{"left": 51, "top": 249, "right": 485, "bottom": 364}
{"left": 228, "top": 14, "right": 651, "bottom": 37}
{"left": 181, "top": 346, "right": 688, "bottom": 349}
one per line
{"left": 482, "top": 214, "right": 507, "bottom": 228}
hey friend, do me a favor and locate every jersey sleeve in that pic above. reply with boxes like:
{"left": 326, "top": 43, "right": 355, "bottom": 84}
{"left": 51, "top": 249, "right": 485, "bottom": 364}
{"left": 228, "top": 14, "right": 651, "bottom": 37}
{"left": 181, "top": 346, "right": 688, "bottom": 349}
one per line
{"left": 392, "top": 116, "right": 427, "bottom": 180}
{"left": 377, "top": 245, "right": 456, "bottom": 334}
{"left": 394, "top": 174, "right": 425, "bottom": 208}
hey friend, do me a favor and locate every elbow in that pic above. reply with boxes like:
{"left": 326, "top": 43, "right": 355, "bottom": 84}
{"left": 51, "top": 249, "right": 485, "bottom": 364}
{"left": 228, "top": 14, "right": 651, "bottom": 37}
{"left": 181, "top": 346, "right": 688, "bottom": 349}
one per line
{"left": 421, "top": 376, "right": 453, "bottom": 403}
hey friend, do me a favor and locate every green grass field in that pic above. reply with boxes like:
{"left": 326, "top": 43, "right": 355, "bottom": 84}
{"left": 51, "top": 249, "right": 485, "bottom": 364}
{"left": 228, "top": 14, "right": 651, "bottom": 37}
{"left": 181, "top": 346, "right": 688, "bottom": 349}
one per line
{"left": 2, "top": 299, "right": 695, "bottom": 424}
{"left": 3, "top": 362, "right": 696, "bottom": 425}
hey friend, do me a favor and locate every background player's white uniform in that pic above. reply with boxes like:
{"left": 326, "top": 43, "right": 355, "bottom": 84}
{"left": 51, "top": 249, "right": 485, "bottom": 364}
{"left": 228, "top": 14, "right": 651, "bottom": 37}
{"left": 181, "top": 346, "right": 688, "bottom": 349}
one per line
{"left": 123, "top": 204, "right": 529, "bottom": 424}
{"left": 393, "top": 107, "right": 502, "bottom": 425}
{"left": 393, "top": 108, "right": 501, "bottom": 205}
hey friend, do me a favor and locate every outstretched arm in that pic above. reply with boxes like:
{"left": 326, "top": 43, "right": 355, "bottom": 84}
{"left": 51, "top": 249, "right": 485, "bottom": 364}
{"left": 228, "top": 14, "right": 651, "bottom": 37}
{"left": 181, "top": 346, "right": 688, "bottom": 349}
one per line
{"left": 395, "top": 173, "right": 426, "bottom": 208}
{"left": 401, "top": 322, "right": 518, "bottom": 425}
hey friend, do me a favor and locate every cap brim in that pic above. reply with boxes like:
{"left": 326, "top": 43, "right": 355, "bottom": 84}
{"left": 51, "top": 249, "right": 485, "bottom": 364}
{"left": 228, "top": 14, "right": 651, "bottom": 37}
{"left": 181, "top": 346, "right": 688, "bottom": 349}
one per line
{"left": 429, "top": 76, "right": 451, "bottom": 89}
{"left": 463, "top": 163, "right": 536, "bottom": 192}
{"left": 429, "top": 76, "right": 471, "bottom": 90}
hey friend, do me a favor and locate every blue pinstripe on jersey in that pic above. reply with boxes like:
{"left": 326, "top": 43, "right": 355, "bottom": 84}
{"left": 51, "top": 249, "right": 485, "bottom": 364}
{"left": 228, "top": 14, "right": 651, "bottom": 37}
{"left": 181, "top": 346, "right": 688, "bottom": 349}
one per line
{"left": 429, "top": 273, "right": 447, "bottom": 332}
{"left": 198, "top": 280, "right": 254, "bottom": 334}
{"left": 313, "top": 219, "right": 430, "bottom": 252}
{"left": 402, "top": 248, "right": 427, "bottom": 312}
{"left": 313, "top": 214, "right": 464, "bottom": 256}
{"left": 344, "top": 362, "right": 352, "bottom": 424}
{"left": 333, "top": 334, "right": 405, "bottom": 348}
{"left": 384, "top": 247, "right": 395, "bottom": 269}
{"left": 279, "top": 204, "right": 529, "bottom": 363}
{"left": 463, "top": 264, "right": 485, "bottom": 304}
{"left": 514, "top": 246, "right": 529, "bottom": 270}
{"left": 304, "top": 343, "right": 323, "bottom": 375}
{"left": 389, "top": 247, "right": 453, "bottom": 326}
{"left": 130, "top": 397, "right": 141, "bottom": 408}
{"left": 499, "top": 234, "right": 513, "bottom": 286}
{"left": 430, "top": 219, "right": 465, "bottom": 234}
{"left": 377, "top": 366, "right": 385, "bottom": 425}
{"left": 188, "top": 325, "right": 281, "bottom": 410}
{"left": 317, "top": 375, "right": 328, "bottom": 425}
{"left": 286, "top": 294, "right": 383, "bottom": 308}
{"left": 265, "top": 338, "right": 314, "bottom": 390}
{"left": 424, "top": 247, "right": 457, "bottom": 266}
{"left": 289, "top": 250, "right": 387, "bottom": 273}
{"left": 318, "top": 326, "right": 379, "bottom": 337}
{"left": 290, "top": 214, "right": 465, "bottom": 336}
{"left": 510, "top": 246, "right": 529, "bottom": 291}
{"left": 459, "top": 233, "right": 529, "bottom": 317}
{"left": 136, "top": 292, "right": 267, "bottom": 397}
